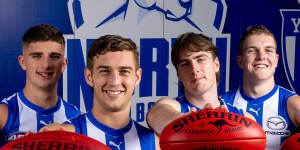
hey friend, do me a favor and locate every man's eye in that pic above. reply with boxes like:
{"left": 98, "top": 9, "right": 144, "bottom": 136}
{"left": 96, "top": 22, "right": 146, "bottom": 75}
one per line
{"left": 51, "top": 55, "right": 61, "bottom": 59}
{"left": 99, "top": 70, "right": 110, "bottom": 74}
{"left": 120, "top": 70, "right": 130, "bottom": 74}
{"left": 32, "top": 55, "right": 41, "bottom": 58}
{"left": 197, "top": 58, "right": 205, "bottom": 62}
{"left": 179, "top": 61, "right": 189, "bottom": 67}
{"left": 266, "top": 49, "right": 275, "bottom": 53}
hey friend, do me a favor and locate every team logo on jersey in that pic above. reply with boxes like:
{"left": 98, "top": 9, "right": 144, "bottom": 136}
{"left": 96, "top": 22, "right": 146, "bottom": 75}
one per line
{"left": 266, "top": 117, "right": 287, "bottom": 130}
{"left": 280, "top": 9, "right": 300, "bottom": 94}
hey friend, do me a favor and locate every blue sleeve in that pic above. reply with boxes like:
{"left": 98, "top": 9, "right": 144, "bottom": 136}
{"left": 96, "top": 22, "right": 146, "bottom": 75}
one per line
{"left": 62, "top": 100, "right": 81, "bottom": 119}
{"left": 221, "top": 89, "right": 238, "bottom": 104}
{"left": 67, "top": 114, "right": 87, "bottom": 136}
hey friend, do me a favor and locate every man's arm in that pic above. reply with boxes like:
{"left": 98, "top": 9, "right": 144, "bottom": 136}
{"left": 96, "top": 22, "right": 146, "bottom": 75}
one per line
{"left": 0, "top": 104, "right": 8, "bottom": 132}
{"left": 146, "top": 98, "right": 184, "bottom": 135}
{"left": 287, "top": 95, "right": 300, "bottom": 129}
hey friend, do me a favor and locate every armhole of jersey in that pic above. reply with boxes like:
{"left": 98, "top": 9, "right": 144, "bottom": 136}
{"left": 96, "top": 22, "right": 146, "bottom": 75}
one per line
{"left": 62, "top": 100, "right": 81, "bottom": 119}
{"left": 280, "top": 88, "right": 296, "bottom": 127}
{"left": 71, "top": 114, "right": 88, "bottom": 135}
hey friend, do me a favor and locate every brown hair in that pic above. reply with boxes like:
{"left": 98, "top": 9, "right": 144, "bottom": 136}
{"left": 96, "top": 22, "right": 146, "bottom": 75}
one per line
{"left": 171, "top": 32, "right": 220, "bottom": 84}
{"left": 238, "top": 25, "right": 276, "bottom": 55}
{"left": 87, "top": 35, "right": 139, "bottom": 70}
{"left": 22, "top": 24, "right": 65, "bottom": 50}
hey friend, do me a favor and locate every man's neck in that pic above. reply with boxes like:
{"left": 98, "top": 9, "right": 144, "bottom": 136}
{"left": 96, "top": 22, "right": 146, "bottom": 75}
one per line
{"left": 91, "top": 100, "right": 131, "bottom": 129}
{"left": 185, "top": 89, "right": 220, "bottom": 109}
{"left": 23, "top": 84, "right": 58, "bottom": 109}
{"left": 243, "top": 77, "right": 275, "bottom": 98}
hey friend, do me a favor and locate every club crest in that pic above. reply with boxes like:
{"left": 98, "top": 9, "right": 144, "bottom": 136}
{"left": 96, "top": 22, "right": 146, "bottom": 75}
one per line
{"left": 280, "top": 9, "right": 300, "bottom": 93}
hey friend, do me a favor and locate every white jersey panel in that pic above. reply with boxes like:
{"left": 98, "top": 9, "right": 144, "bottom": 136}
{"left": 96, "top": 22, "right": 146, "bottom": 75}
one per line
{"left": 17, "top": 94, "right": 38, "bottom": 132}
{"left": 124, "top": 124, "right": 141, "bottom": 150}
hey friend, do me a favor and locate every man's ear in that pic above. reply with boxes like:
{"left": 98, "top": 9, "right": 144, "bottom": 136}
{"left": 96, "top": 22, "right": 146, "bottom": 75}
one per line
{"left": 84, "top": 68, "right": 93, "bottom": 87}
{"left": 236, "top": 55, "right": 243, "bottom": 69}
{"left": 135, "top": 68, "right": 142, "bottom": 86}
{"left": 214, "top": 57, "right": 220, "bottom": 73}
{"left": 18, "top": 55, "right": 27, "bottom": 70}
{"left": 61, "top": 58, "right": 68, "bottom": 73}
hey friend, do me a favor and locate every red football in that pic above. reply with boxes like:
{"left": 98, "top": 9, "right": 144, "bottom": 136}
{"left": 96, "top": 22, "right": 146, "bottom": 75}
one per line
{"left": 160, "top": 109, "right": 266, "bottom": 150}
{"left": 280, "top": 133, "right": 300, "bottom": 150}
{"left": 1, "top": 131, "right": 111, "bottom": 150}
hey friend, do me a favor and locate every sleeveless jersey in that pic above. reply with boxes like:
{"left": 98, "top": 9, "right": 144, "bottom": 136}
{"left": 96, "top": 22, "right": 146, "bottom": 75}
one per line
{"left": 0, "top": 91, "right": 80, "bottom": 147}
{"left": 68, "top": 112, "right": 155, "bottom": 150}
{"left": 175, "top": 96, "right": 244, "bottom": 115}
{"left": 222, "top": 85, "right": 298, "bottom": 150}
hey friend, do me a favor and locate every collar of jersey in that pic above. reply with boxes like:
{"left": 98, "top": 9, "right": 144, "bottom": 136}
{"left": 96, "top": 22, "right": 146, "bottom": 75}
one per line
{"left": 86, "top": 111, "right": 132, "bottom": 136}
{"left": 180, "top": 96, "right": 224, "bottom": 111}
{"left": 239, "top": 84, "right": 278, "bottom": 104}
{"left": 18, "top": 90, "right": 61, "bottom": 114}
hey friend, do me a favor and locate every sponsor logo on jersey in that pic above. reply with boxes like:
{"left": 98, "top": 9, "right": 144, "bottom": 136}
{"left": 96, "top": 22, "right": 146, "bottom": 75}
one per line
{"left": 265, "top": 116, "right": 290, "bottom": 136}
{"left": 5, "top": 132, "right": 26, "bottom": 142}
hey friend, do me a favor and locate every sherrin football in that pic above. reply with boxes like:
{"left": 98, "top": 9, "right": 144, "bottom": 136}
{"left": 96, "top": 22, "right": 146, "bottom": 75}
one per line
{"left": 1, "top": 131, "right": 111, "bottom": 150}
{"left": 280, "top": 133, "right": 300, "bottom": 150}
{"left": 160, "top": 109, "right": 266, "bottom": 150}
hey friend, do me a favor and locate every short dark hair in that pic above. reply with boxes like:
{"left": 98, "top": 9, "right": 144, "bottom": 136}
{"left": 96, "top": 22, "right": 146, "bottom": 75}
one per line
{"left": 87, "top": 35, "right": 139, "bottom": 70}
{"left": 238, "top": 25, "right": 276, "bottom": 55}
{"left": 22, "top": 24, "right": 65, "bottom": 50}
{"left": 171, "top": 32, "right": 220, "bottom": 84}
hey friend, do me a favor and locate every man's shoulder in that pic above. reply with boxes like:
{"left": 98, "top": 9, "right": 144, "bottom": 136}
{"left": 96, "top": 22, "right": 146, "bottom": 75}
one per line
{"left": 60, "top": 99, "right": 81, "bottom": 113}
{"left": 132, "top": 120, "right": 154, "bottom": 133}
{"left": 220, "top": 88, "right": 239, "bottom": 101}
{"left": 1, "top": 92, "right": 19, "bottom": 104}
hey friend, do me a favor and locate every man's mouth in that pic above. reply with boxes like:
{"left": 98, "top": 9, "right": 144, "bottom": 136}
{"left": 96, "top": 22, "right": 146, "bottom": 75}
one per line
{"left": 37, "top": 72, "right": 54, "bottom": 79}
{"left": 254, "top": 64, "right": 268, "bottom": 69}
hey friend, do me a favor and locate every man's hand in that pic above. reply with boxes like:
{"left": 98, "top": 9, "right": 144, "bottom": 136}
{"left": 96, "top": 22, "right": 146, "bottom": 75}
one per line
{"left": 202, "top": 103, "right": 228, "bottom": 111}
{"left": 39, "top": 123, "right": 74, "bottom": 132}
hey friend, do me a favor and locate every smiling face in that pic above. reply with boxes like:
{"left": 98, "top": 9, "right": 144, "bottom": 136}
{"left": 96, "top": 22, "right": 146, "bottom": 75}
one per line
{"left": 85, "top": 50, "right": 141, "bottom": 112}
{"left": 237, "top": 34, "right": 279, "bottom": 82}
{"left": 18, "top": 41, "right": 67, "bottom": 90}
{"left": 177, "top": 50, "right": 219, "bottom": 97}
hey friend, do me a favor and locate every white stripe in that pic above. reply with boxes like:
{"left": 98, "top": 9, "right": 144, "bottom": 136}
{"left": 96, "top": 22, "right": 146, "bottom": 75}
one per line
{"left": 233, "top": 89, "right": 247, "bottom": 110}
{"left": 263, "top": 90, "right": 287, "bottom": 150}
{"left": 53, "top": 100, "right": 68, "bottom": 123}
{"left": 86, "top": 115, "right": 106, "bottom": 144}
{"left": 124, "top": 123, "right": 141, "bottom": 150}
{"left": 17, "top": 94, "right": 38, "bottom": 132}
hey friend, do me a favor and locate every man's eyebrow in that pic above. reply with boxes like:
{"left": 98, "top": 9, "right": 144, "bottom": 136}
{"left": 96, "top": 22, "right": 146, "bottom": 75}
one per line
{"left": 192, "top": 54, "right": 208, "bottom": 59}
{"left": 95, "top": 66, "right": 134, "bottom": 70}
{"left": 28, "top": 52, "right": 42, "bottom": 55}
{"left": 120, "top": 66, "right": 134, "bottom": 70}
{"left": 96, "top": 65, "right": 110, "bottom": 70}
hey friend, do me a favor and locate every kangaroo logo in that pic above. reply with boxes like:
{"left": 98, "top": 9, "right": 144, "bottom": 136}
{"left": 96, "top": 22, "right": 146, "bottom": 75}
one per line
{"left": 109, "top": 141, "right": 122, "bottom": 150}
{"left": 67, "top": 0, "right": 227, "bottom": 35}
{"left": 208, "top": 119, "right": 237, "bottom": 135}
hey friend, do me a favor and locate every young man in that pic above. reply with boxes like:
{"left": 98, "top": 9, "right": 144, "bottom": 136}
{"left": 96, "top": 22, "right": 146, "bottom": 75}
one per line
{"left": 42, "top": 35, "right": 159, "bottom": 150}
{"left": 222, "top": 25, "right": 300, "bottom": 150}
{"left": 146, "top": 32, "right": 251, "bottom": 135}
{"left": 0, "top": 24, "right": 80, "bottom": 147}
